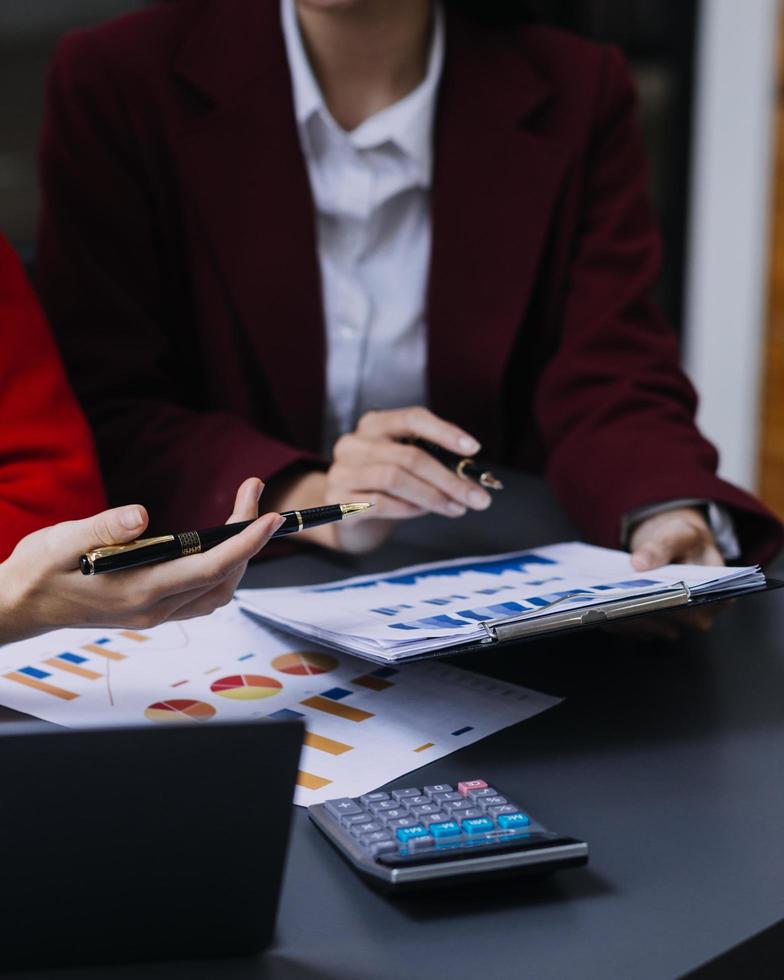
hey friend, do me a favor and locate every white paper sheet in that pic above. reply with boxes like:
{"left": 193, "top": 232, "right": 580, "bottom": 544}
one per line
{"left": 0, "top": 602, "right": 558, "bottom": 805}
{"left": 237, "top": 542, "right": 763, "bottom": 660}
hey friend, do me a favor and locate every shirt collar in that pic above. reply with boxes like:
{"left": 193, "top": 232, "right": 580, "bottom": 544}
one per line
{"left": 281, "top": 0, "right": 444, "bottom": 187}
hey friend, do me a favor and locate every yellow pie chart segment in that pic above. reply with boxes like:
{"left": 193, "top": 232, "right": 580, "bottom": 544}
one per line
{"left": 210, "top": 674, "right": 282, "bottom": 700}
{"left": 144, "top": 699, "right": 216, "bottom": 723}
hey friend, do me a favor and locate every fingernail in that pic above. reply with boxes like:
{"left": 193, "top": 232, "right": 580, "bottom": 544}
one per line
{"left": 458, "top": 436, "right": 481, "bottom": 455}
{"left": 120, "top": 507, "right": 144, "bottom": 530}
{"left": 446, "top": 502, "right": 467, "bottom": 517}
{"left": 469, "top": 490, "right": 490, "bottom": 510}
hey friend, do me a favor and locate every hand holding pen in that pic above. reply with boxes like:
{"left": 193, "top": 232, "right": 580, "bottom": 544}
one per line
{"left": 2, "top": 478, "right": 279, "bottom": 641}
{"left": 268, "top": 407, "right": 494, "bottom": 555}
{"left": 81, "top": 501, "right": 372, "bottom": 575}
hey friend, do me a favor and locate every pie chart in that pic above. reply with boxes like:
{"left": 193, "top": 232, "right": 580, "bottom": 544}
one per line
{"left": 272, "top": 652, "right": 338, "bottom": 676}
{"left": 210, "top": 674, "right": 282, "bottom": 700}
{"left": 144, "top": 699, "right": 216, "bottom": 723}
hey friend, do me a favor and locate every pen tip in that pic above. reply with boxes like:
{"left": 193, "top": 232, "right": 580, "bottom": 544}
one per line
{"left": 340, "top": 502, "right": 374, "bottom": 517}
{"left": 480, "top": 473, "right": 504, "bottom": 491}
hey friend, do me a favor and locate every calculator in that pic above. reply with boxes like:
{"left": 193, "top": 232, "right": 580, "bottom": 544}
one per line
{"left": 309, "top": 778, "right": 588, "bottom": 891}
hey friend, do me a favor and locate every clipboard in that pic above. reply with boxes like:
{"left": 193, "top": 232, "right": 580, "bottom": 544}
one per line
{"left": 242, "top": 577, "right": 783, "bottom": 666}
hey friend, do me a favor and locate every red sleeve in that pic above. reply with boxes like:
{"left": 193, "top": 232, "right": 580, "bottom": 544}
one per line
{"left": 0, "top": 236, "right": 106, "bottom": 560}
{"left": 36, "top": 31, "right": 321, "bottom": 532}
{"left": 534, "top": 47, "right": 783, "bottom": 566}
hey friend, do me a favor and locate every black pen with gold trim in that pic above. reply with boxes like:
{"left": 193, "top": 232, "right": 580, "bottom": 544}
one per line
{"left": 404, "top": 438, "right": 504, "bottom": 490}
{"left": 79, "top": 502, "right": 373, "bottom": 575}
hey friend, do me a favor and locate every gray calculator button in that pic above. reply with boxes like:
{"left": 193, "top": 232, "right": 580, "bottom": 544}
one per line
{"left": 407, "top": 835, "right": 435, "bottom": 852}
{"left": 369, "top": 840, "right": 398, "bottom": 858}
{"left": 391, "top": 788, "right": 421, "bottom": 801}
{"left": 432, "top": 791, "right": 462, "bottom": 804}
{"left": 462, "top": 807, "right": 484, "bottom": 820}
{"left": 421, "top": 811, "right": 449, "bottom": 827}
{"left": 488, "top": 804, "right": 519, "bottom": 817}
{"left": 341, "top": 811, "right": 372, "bottom": 828}
{"left": 424, "top": 784, "right": 453, "bottom": 796}
{"left": 468, "top": 787, "right": 498, "bottom": 801}
{"left": 325, "top": 798, "right": 364, "bottom": 819}
{"left": 377, "top": 808, "right": 408, "bottom": 824}
{"left": 387, "top": 816, "right": 418, "bottom": 831}
{"left": 360, "top": 791, "right": 390, "bottom": 806}
{"left": 444, "top": 799, "right": 476, "bottom": 814}
{"left": 478, "top": 795, "right": 508, "bottom": 810}
{"left": 402, "top": 795, "right": 430, "bottom": 809}
{"left": 351, "top": 820, "right": 383, "bottom": 838}
{"left": 409, "top": 802, "right": 440, "bottom": 816}
{"left": 360, "top": 830, "right": 392, "bottom": 847}
{"left": 370, "top": 799, "right": 403, "bottom": 814}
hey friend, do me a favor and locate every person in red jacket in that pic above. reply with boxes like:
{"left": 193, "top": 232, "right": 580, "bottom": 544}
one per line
{"left": 0, "top": 235, "right": 282, "bottom": 644}
{"left": 37, "top": 2, "right": 782, "bottom": 592}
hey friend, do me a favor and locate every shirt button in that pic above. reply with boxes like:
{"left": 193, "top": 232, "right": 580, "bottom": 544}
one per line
{"left": 338, "top": 321, "right": 358, "bottom": 340}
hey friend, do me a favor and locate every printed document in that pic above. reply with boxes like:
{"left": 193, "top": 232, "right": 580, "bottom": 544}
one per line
{"left": 0, "top": 602, "right": 558, "bottom": 805}
{"left": 237, "top": 542, "right": 764, "bottom": 661}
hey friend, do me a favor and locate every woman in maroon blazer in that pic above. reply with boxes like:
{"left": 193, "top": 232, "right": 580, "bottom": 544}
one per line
{"left": 37, "top": 0, "right": 782, "bottom": 587}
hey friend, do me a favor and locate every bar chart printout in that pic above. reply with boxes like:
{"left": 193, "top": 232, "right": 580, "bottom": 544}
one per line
{"left": 0, "top": 602, "right": 560, "bottom": 804}
{"left": 236, "top": 542, "right": 765, "bottom": 660}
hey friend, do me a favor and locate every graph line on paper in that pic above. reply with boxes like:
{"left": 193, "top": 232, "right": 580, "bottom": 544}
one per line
{"left": 307, "top": 553, "right": 557, "bottom": 593}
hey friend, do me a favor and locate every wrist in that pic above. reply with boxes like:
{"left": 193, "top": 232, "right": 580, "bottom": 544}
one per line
{"left": 0, "top": 556, "right": 35, "bottom": 644}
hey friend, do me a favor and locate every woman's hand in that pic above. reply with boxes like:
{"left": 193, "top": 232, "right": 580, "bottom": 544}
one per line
{"left": 623, "top": 506, "right": 727, "bottom": 639}
{"left": 0, "top": 477, "right": 282, "bottom": 644}
{"left": 267, "top": 407, "right": 493, "bottom": 553}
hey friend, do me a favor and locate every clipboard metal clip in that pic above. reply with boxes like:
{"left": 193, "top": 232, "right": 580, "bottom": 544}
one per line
{"left": 479, "top": 582, "right": 692, "bottom": 644}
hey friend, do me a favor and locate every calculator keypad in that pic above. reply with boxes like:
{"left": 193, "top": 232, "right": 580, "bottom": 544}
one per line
{"left": 323, "top": 779, "right": 535, "bottom": 859}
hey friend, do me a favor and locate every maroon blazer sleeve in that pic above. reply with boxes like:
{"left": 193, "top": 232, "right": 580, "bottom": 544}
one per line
{"left": 534, "top": 47, "right": 783, "bottom": 566}
{"left": 37, "top": 32, "right": 321, "bottom": 532}
{"left": 0, "top": 236, "right": 106, "bottom": 560}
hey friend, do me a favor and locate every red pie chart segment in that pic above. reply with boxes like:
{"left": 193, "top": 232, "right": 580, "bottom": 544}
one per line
{"left": 144, "top": 699, "right": 216, "bottom": 723}
{"left": 210, "top": 674, "right": 282, "bottom": 700}
{"left": 271, "top": 652, "right": 339, "bottom": 676}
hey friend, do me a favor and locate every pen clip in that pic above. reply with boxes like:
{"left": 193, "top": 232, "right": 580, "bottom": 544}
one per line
{"left": 81, "top": 534, "right": 176, "bottom": 573}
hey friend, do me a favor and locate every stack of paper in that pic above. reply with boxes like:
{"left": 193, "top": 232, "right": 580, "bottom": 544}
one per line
{"left": 237, "top": 542, "right": 765, "bottom": 662}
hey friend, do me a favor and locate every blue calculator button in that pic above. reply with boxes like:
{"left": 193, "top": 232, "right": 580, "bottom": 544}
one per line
{"left": 396, "top": 825, "right": 428, "bottom": 843}
{"left": 429, "top": 820, "right": 461, "bottom": 839}
{"left": 497, "top": 812, "right": 530, "bottom": 830}
{"left": 461, "top": 817, "right": 495, "bottom": 835}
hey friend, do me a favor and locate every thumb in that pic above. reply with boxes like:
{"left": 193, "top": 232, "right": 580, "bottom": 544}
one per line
{"left": 50, "top": 505, "right": 150, "bottom": 569}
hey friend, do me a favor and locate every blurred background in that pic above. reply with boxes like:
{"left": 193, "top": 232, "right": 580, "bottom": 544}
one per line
{"left": 0, "top": 0, "right": 781, "bottom": 519}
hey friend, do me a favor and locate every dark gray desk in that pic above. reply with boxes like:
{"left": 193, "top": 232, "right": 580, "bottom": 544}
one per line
{"left": 8, "top": 476, "right": 784, "bottom": 980}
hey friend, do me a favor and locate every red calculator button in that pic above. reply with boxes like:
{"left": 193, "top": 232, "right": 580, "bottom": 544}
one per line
{"left": 458, "top": 779, "right": 488, "bottom": 797}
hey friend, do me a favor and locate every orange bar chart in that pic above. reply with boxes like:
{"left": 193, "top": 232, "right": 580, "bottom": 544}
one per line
{"left": 304, "top": 732, "right": 353, "bottom": 756}
{"left": 297, "top": 770, "right": 332, "bottom": 790}
{"left": 82, "top": 642, "right": 125, "bottom": 662}
{"left": 4, "top": 670, "right": 78, "bottom": 701}
{"left": 119, "top": 630, "right": 149, "bottom": 642}
{"left": 43, "top": 656, "right": 101, "bottom": 680}
{"left": 301, "top": 695, "right": 374, "bottom": 723}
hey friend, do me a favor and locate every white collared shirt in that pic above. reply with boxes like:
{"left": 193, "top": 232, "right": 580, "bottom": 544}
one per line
{"left": 281, "top": 0, "right": 444, "bottom": 455}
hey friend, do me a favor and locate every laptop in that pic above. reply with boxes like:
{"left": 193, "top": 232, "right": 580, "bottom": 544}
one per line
{"left": 0, "top": 719, "right": 303, "bottom": 968}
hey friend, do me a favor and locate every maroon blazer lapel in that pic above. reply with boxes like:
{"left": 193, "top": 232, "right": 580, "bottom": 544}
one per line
{"left": 171, "top": 0, "right": 325, "bottom": 452}
{"left": 428, "top": 15, "right": 571, "bottom": 450}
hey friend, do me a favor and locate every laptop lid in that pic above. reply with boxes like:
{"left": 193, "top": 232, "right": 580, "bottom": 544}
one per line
{"left": 0, "top": 719, "right": 303, "bottom": 968}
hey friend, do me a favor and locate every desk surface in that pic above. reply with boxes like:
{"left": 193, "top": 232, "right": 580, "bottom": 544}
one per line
{"left": 9, "top": 475, "right": 784, "bottom": 980}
